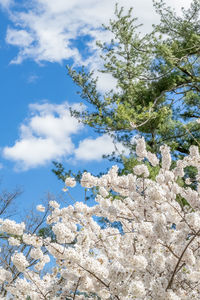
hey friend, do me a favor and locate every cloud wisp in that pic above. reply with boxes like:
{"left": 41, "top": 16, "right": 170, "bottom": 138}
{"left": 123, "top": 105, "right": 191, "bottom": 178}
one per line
{"left": 2, "top": 102, "right": 82, "bottom": 170}
{"left": 2, "top": 101, "right": 128, "bottom": 170}
{"left": 75, "top": 134, "right": 128, "bottom": 161}
{"left": 0, "top": 0, "right": 13, "bottom": 10}
{"left": 2, "top": 0, "right": 192, "bottom": 64}
{"left": 1, "top": 0, "right": 193, "bottom": 92}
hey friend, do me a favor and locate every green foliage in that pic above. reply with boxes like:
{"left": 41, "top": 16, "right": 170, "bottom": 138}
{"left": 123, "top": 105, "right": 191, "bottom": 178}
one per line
{"left": 52, "top": 161, "right": 86, "bottom": 183}
{"left": 38, "top": 225, "right": 56, "bottom": 242}
{"left": 69, "top": 1, "right": 200, "bottom": 152}
{"left": 53, "top": 0, "right": 200, "bottom": 184}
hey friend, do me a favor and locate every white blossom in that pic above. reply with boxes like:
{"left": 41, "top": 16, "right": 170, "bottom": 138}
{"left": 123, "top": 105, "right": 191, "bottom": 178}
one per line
{"left": 160, "top": 145, "right": 171, "bottom": 170}
{"left": 12, "top": 252, "right": 29, "bottom": 271}
{"left": 133, "top": 164, "right": 149, "bottom": 177}
{"left": 65, "top": 177, "right": 76, "bottom": 187}
{"left": 99, "top": 187, "right": 109, "bottom": 197}
{"left": 0, "top": 220, "right": 25, "bottom": 235}
{"left": 8, "top": 237, "right": 21, "bottom": 247}
{"left": 147, "top": 151, "right": 159, "bottom": 166}
{"left": 30, "top": 248, "right": 43, "bottom": 260}
{"left": 131, "top": 255, "right": 148, "bottom": 271}
{"left": 49, "top": 200, "right": 60, "bottom": 209}
{"left": 0, "top": 140, "right": 200, "bottom": 299}
{"left": 36, "top": 204, "right": 45, "bottom": 212}
{"left": 0, "top": 268, "right": 12, "bottom": 283}
{"left": 129, "top": 280, "right": 146, "bottom": 297}
{"left": 136, "top": 137, "right": 147, "bottom": 160}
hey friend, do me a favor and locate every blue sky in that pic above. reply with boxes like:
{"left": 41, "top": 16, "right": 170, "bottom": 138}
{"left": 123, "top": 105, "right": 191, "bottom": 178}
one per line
{"left": 0, "top": 0, "right": 192, "bottom": 215}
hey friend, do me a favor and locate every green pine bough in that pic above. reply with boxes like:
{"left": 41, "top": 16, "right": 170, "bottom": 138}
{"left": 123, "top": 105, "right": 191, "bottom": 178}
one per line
{"left": 52, "top": 0, "right": 200, "bottom": 196}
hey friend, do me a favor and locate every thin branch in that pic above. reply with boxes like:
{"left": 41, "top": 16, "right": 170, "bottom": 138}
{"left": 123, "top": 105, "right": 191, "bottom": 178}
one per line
{"left": 73, "top": 277, "right": 81, "bottom": 300}
{"left": 77, "top": 263, "right": 109, "bottom": 288}
{"left": 159, "top": 242, "right": 179, "bottom": 259}
{"left": 25, "top": 271, "right": 47, "bottom": 300}
{"left": 166, "top": 228, "right": 200, "bottom": 291}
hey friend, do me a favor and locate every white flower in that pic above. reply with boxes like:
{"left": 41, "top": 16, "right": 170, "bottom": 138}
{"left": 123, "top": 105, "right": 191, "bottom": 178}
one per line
{"left": 0, "top": 220, "right": 25, "bottom": 235}
{"left": 3, "top": 138, "right": 200, "bottom": 299}
{"left": 22, "top": 234, "right": 43, "bottom": 248}
{"left": 133, "top": 164, "right": 149, "bottom": 177}
{"left": 109, "top": 260, "right": 126, "bottom": 282}
{"left": 129, "top": 280, "right": 146, "bottom": 297}
{"left": 185, "top": 178, "right": 191, "bottom": 185}
{"left": 8, "top": 237, "right": 21, "bottom": 247}
{"left": 189, "top": 145, "right": 199, "bottom": 157}
{"left": 12, "top": 252, "right": 29, "bottom": 271}
{"left": 65, "top": 177, "right": 76, "bottom": 187}
{"left": 136, "top": 137, "right": 147, "bottom": 160}
{"left": 98, "top": 289, "right": 110, "bottom": 299}
{"left": 147, "top": 151, "right": 159, "bottom": 166}
{"left": 131, "top": 255, "right": 148, "bottom": 271}
{"left": 0, "top": 267, "right": 12, "bottom": 283}
{"left": 99, "top": 187, "right": 109, "bottom": 197}
{"left": 49, "top": 200, "right": 60, "bottom": 209}
{"left": 30, "top": 248, "right": 43, "bottom": 260}
{"left": 160, "top": 145, "right": 171, "bottom": 170}
{"left": 34, "top": 261, "right": 45, "bottom": 271}
{"left": 52, "top": 223, "right": 75, "bottom": 244}
{"left": 81, "top": 172, "right": 98, "bottom": 188}
{"left": 42, "top": 254, "right": 50, "bottom": 264}
{"left": 166, "top": 290, "right": 181, "bottom": 300}
{"left": 36, "top": 204, "right": 45, "bottom": 212}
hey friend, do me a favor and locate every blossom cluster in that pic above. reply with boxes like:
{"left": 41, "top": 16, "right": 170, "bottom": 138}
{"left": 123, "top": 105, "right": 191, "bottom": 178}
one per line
{"left": 0, "top": 139, "right": 200, "bottom": 299}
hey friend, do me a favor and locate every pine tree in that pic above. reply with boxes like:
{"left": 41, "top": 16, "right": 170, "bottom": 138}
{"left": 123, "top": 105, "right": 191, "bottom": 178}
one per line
{"left": 53, "top": 0, "right": 200, "bottom": 180}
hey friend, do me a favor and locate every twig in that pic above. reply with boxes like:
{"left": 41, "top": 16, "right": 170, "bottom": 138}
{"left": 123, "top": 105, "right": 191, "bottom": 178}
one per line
{"left": 73, "top": 277, "right": 81, "bottom": 300}
{"left": 166, "top": 228, "right": 200, "bottom": 291}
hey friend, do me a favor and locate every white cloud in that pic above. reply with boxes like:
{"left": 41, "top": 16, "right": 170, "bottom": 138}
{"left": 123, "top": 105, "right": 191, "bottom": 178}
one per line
{"left": 0, "top": 0, "right": 13, "bottom": 10}
{"left": 2, "top": 101, "right": 129, "bottom": 169}
{"left": 6, "top": 28, "right": 33, "bottom": 47}
{"left": 4, "top": 136, "right": 74, "bottom": 167}
{"left": 2, "top": 102, "right": 83, "bottom": 170}
{"left": 75, "top": 134, "right": 128, "bottom": 161}
{"left": 27, "top": 74, "right": 39, "bottom": 83}
{"left": 2, "top": 0, "right": 192, "bottom": 65}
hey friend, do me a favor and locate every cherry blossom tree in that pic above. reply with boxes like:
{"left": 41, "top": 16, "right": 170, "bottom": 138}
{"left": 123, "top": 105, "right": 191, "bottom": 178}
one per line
{"left": 0, "top": 138, "right": 200, "bottom": 299}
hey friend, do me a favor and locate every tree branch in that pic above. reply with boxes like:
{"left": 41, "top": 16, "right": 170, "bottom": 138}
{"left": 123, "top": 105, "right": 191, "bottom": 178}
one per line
{"left": 166, "top": 228, "right": 200, "bottom": 291}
